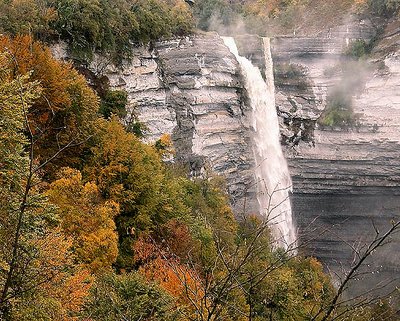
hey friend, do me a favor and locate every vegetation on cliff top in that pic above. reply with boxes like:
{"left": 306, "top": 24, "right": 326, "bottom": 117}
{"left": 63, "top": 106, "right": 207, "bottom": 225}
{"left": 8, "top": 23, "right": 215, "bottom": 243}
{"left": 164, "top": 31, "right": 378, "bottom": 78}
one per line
{"left": 0, "top": 2, "right": 399, "bottom": 320}
{"left": 1, "top": 0, "right": 399, "bottom": 62}
{"left": 193, "top": 0, "right": 400, "bottom": 36}
{"left": 0, "top": 0, "right": 194, "bottom": 62}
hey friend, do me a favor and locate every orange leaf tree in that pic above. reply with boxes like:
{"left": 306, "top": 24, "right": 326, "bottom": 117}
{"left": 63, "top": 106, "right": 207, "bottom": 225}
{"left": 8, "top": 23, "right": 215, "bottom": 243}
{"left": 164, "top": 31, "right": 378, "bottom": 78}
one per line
{"left": 0, "top": 35, "right": 99, "bottom": 175}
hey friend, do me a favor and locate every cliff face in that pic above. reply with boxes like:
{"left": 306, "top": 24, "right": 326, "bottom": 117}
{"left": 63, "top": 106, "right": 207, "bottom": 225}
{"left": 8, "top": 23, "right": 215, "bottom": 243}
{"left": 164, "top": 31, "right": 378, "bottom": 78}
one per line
{"left": 272, "top": 18, "right": 400, "bottom": 297}
{"left": 272, "top": 20, "right": 400, "bottom": 194}
{"left": 53, "top": 19, "right": 400, "bottom": 297}
{"left": 83, "top": 33, "right": 258, "bottom": 215}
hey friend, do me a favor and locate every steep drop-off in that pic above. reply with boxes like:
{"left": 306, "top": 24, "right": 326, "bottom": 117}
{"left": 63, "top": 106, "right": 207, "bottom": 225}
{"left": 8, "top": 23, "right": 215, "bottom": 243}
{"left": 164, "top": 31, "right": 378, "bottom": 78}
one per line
{"left": 58, "top": 33, "right": 259, "bottom": 215}
{"left": 273, "top": 18, "right": 400, "bottom": 298}
{"left": 52, "top": 18, "right": 400, "bottom": 298}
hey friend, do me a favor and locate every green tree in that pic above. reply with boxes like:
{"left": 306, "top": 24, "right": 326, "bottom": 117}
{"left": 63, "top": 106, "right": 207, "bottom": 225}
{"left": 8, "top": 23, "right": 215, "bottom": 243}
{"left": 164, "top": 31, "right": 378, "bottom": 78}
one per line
{"left": 99, "top": 89, "right": 128, "bottom": 119}
{"left": 0, "top": 0, "right": 57, "bottom": 39}
{"left": 0, "top": 55, "right": 91, "bottom": 320}
{"left": 193, "top": 0, "right": 240, "bottom": 31}
{"left": 81, "top": 272, "right": 178, "bottom": 321}
{"left": 83, "top": 118, "right": 178, "bottom": 268}
{"left": 0, "top": 0, "right": 194, "bottom": 62}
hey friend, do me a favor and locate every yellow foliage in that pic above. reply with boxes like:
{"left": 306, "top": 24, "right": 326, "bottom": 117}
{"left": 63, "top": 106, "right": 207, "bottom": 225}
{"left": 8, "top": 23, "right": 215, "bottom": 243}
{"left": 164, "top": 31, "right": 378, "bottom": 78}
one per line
{"left": 84, "top": 117, "right": 167, "bottom": 230}
{"left": 0, "top": 35, "right": 99, "bottom": 173}
{"left": 48, "top": 168, "right": 119, "bottom": 273}
{"left": 155, "top": 133, "right": 175, "bottom": 158}
{"left": 10, "top": 230, "right": 93, "bottom": 320}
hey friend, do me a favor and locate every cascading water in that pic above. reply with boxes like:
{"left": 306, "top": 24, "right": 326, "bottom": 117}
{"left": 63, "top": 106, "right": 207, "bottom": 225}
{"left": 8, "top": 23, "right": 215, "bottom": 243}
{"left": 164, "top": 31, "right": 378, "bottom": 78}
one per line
{"left": 222, "top": 37, "right": 297, "bottom": 250}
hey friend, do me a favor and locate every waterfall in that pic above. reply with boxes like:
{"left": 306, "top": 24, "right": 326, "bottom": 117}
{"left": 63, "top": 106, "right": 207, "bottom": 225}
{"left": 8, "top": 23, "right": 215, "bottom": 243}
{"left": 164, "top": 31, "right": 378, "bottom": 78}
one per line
{"left": 222, "top": 37, "right": 297, "bottom": 250}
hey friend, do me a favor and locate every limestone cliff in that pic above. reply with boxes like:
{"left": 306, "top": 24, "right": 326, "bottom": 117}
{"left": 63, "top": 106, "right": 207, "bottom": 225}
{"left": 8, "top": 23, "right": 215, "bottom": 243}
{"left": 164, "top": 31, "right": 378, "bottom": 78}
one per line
{"left": 52, "top": 19, "right": 400, "bottom": 298}
{"left": 78, "top": 33, "right": 258, "bottom": 215}
{"left": 272, "top": 18, "right": 400, "bottom": 297}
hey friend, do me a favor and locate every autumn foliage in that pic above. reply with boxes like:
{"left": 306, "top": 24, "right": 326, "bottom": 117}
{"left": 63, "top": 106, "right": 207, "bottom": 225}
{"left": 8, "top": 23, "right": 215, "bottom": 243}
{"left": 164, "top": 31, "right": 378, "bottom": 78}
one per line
{"left": 194, "top": 0, "right": 398, "bottom": 36}
{"left": 1, "top": 5, "right": 397, "bottom": 319}
{"left": 133, "top": 233, "right": 204, "bottom": 310}
{"left": 0, "top": 53, "right": 92, "bottom": 318}
{"left": 0, "top": 35, "right": 99, "bottom": 173}
{"left": 47, "top": 168, "right": 119, "bottom": 273}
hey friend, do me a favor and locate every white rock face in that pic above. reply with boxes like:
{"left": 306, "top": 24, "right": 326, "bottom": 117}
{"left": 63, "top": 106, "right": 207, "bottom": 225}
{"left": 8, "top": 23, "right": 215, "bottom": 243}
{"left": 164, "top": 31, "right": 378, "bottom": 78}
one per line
{"left": 285, "top": 41, "right": 400, "bottom": 194}
{"left": 273, "top": 21, "right": 400, "bottom": 300}
{"left": 50, "top": 34, "right": 258, "bottom": 214}
{"left": 78, "top": 34, "right": 258, "bottom": 214}
{"left": 51, "top": 24, "right": 399, "bottom": 298}
{"left": 97, "top": 47, "right": 174, "bottom": 143}
{"left": 155, "top": 35, "right": 257, "bottom": 214}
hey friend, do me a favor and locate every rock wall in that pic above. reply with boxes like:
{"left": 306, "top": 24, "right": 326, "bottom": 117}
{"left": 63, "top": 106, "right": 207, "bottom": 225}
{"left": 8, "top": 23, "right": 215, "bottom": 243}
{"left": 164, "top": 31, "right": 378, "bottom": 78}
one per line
{"left": 272, "top": 19, "right": 400, "bottom": 298}
{"left": 52, "top": 18, "right": 400, "bottom": 298}
{"left": 83, "top": 33, "right": 258, "bottom": 215}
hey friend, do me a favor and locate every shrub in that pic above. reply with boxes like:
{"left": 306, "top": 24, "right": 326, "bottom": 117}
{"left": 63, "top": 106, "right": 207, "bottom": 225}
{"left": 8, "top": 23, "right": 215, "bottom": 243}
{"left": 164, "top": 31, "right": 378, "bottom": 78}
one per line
{"left": 318, "top": 89, "right": 356, "bottom": 127}
{"left": 274, "top": 63, "right": 310, "bottom": 90}
{"left": 345, "top": 39, "right": 371, "bottom": 59}
{"left": 81, "top": 272, "right": 178, "bottom": 321}
{"left": 367, "top": 0, "right": 400, "bottom": 17}
{"left": 99, "top": 90, "right": 128, "bottom": 119}
{"left": 274, "top": 63, "right": 309, "bottom": 78}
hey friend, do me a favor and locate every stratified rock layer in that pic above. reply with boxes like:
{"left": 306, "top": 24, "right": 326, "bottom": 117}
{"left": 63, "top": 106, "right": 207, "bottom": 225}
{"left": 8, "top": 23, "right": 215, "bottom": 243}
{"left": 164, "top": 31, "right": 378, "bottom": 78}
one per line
{"left": 52, "top": 21, "right": 400, "bottom": 298}
{"left": 98, "top": 33, "right": 257, "bottom": 215}
{"left": 274, "top": 19, "right": 400, "bottom": 298}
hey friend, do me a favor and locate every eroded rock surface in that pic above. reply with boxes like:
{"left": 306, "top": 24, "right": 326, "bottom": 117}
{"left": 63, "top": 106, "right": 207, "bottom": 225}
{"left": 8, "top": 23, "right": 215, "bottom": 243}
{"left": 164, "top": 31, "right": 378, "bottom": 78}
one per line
{"left": 89, "top": 33, "right": 257, "bottom": 215}
{"left": 276, "top": 19, "right": 400, "bottom": 298}
{"left": 53, "top": 21, "right": 400, "bottom": 298}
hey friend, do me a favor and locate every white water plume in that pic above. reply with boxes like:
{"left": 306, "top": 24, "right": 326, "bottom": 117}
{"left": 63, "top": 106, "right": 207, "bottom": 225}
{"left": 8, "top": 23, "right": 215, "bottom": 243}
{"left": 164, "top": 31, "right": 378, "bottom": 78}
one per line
{"left": 222, "top": 36, "right": 297, "bottom": 250}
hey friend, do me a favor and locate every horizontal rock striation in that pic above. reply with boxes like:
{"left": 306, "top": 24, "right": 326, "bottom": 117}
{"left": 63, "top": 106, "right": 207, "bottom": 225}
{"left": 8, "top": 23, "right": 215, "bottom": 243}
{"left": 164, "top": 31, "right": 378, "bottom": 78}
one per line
{"left": 285, "top": 21, "right": 400, "bottom": 195}
{"left": 274, "top": 19, "right": 400, "bottom": 299}
{"left": 155, "top": 34, "right": 257, "bottom": 214}
{"left": 84, "top": 33, "right": 258, "bottom": 215}
{"left": 53, "top": 21, "right": 399, "bottom": 298}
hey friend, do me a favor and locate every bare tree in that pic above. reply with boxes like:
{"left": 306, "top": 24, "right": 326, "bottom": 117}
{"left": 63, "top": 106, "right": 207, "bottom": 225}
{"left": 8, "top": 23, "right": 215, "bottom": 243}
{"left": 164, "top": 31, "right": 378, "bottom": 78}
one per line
{"left": 148, "top": 176, "right": 400, "bottom": 321}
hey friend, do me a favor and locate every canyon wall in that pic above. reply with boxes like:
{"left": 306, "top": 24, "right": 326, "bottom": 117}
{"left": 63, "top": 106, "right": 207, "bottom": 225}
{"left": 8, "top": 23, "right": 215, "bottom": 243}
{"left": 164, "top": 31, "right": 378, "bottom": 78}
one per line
{"left": 53, "top": 17, "right": 400, "bottom": 298}
{"left": 273, "top": 18, "right": 400, "bottom": 298}
{"left": 73, "top": 33, "right": 259, "bottom": 215}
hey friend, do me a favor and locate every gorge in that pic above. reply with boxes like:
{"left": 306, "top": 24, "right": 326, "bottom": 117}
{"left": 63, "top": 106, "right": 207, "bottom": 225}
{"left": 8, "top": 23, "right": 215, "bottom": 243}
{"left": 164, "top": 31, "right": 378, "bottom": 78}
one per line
{"left": 52, "top": 17, "right": 400, "bottom": 300}
{"left": 4, "top": 0, "right": 400, "bottom": 318}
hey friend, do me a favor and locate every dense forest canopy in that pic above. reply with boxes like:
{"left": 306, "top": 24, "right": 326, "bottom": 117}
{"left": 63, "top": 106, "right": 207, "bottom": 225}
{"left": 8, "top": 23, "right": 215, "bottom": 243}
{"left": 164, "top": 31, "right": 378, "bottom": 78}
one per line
{"left": 194, "top": 0, "right": 400, "bottom": 35}
{"left": 0, "top": 0, "right": 194, "bottom": 61}
{"left": 0, "top": 0, "right": 399, "bottom": 320}
{"left": 0, "top": 34, "right": 339, "bottom": 321}
{"left": 0, "top": 0, "right": 399, "bottom": 61}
